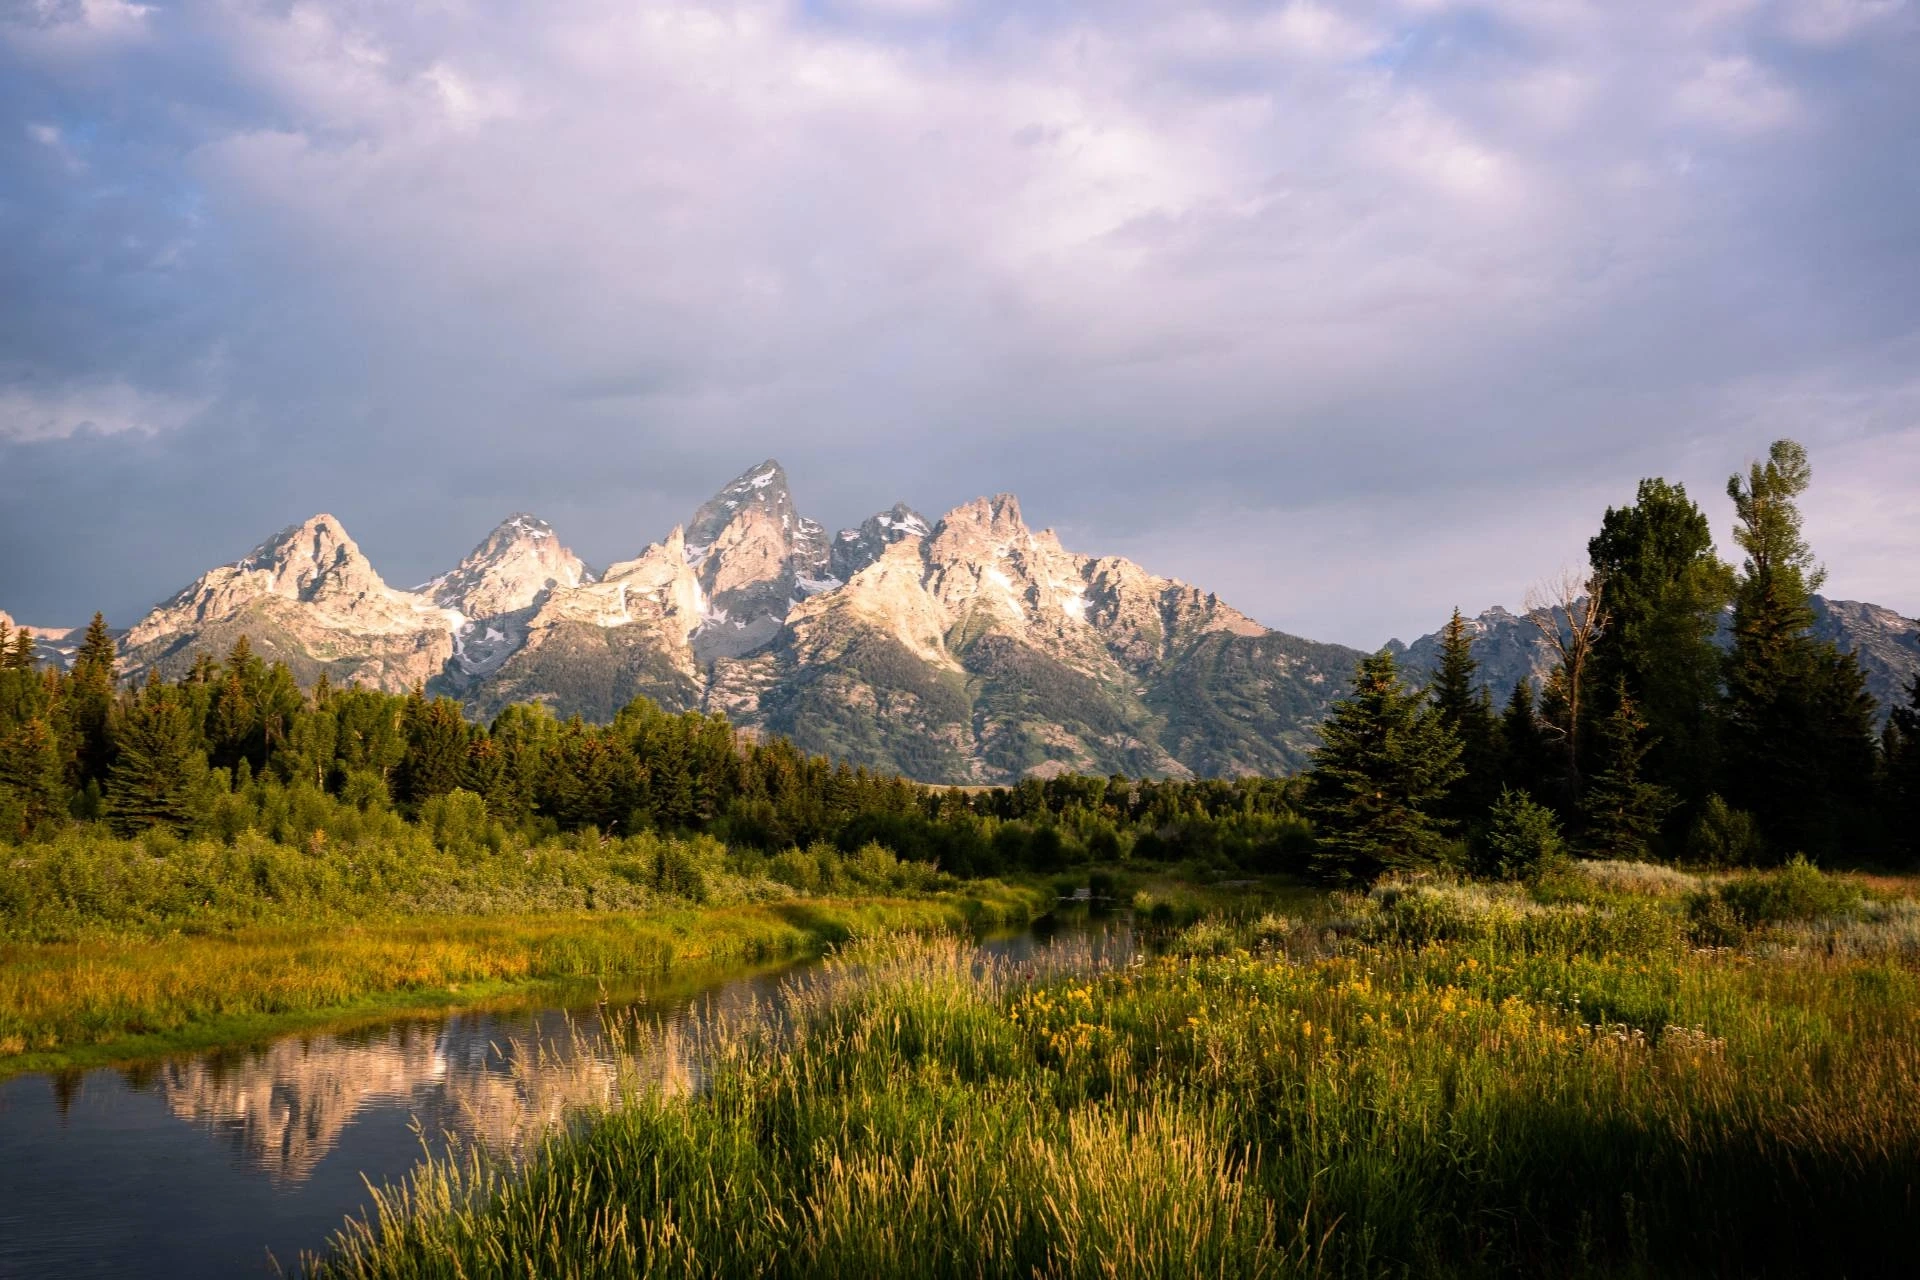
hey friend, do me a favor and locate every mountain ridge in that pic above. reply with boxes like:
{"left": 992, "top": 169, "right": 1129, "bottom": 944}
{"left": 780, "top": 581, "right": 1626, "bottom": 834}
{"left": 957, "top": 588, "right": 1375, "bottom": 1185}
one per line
{"left": 11, "top": 462, "right": 1917, "bottom": 780}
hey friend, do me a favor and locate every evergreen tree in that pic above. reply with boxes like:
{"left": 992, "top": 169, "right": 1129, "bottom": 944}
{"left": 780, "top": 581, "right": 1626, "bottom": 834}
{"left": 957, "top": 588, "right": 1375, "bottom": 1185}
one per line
{"left": 1580, "top": 681, "right": 1675, "bottom": 861}
{"left": 1499, "top": 679, "right": 1548, "bottom": 798}
{"left": 400, "top": 693, "right": 472, "bottom": 804}
{"left": 1427, "top": 608, "right": 1501, "bottom": 823}
{"left": 103, "top": 676, "right": 205, "bottom": 835}
{"left": 1305, "top": 650, "right": 1464, "bottom": 884}
{"left": 1882, "top": 676, "right": 1920, "bottom": 865}
{"left": 1475, "top": 787, "right": 1566, "bottom": 881}
{"left": 1722, "top": 440, "right": 1879, "bottom": 857}
{"left": 9, "top": 627, "right": 36, "bottom": 671}
{"left": 1586, "top": 478, "right": 1733, "bottom": 805}
{"left": 65, "top": 612, "right": 119, "bottom": 787}
{"left": 0, "top": 717, "right": 66, "bottom": 837}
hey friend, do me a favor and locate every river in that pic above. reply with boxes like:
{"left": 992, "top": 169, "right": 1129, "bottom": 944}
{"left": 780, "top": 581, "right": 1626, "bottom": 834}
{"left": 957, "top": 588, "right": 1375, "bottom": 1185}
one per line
{"left": 0, "top": 913, "right": 1121, "bottom": 1277}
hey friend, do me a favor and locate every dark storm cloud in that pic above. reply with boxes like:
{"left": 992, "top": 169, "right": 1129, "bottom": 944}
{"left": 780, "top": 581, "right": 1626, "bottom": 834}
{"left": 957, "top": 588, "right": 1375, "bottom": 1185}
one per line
{"left": 2, "top": 0, "right": 1918, "bottom": 647}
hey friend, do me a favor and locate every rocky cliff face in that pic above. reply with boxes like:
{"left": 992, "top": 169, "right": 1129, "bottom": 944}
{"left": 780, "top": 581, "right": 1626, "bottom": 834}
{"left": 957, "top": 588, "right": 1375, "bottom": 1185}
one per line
{"left": 66, "top": 459, "right": 1920, "bottom": 780}
{"left": 742, "top": 491, "right": 1356, "bottom": 781}
{"left": 1813, "top": 598, "right": 1920, "bottom": 716}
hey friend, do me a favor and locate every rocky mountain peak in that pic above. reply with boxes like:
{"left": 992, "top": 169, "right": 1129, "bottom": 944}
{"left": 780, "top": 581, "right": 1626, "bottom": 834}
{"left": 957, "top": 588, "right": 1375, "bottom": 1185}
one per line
{"left": 830, "top": 502, "right": 931, "bottom": 581}
{"left": 219, "top": 514, "right": 385, "bottom": 604}
{"left": 424, "top": 513, "right": 588, "bottom": 619}
{"left": 935, "top": 493, "right": 1028, "bottom": 546}
{"left": 678, "top": 459, "right": 824, "bottom": 661}
{"left": 685, "top": 459, "right": 794, "bottom": 555}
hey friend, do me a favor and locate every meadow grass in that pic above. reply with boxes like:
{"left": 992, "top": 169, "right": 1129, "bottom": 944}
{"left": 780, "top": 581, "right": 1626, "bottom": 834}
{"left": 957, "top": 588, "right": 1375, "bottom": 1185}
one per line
{"left": 0, "top": 887, "right": 1046, "bottom": 1076}
{"left": 312, "top": 862, "right": 1920, "bottom": 1279}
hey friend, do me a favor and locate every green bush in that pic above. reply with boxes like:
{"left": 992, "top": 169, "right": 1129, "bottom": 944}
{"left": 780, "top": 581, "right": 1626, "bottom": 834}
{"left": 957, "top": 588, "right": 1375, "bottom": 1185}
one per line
{"left": 1713, "top": 855, "right": 1861, "bottom": 925}
{"left": 1474, "top": 788, "right": 1567, "bottom": 882}
{"left": 1688, "top": 794, "right": 1763, "bottom": 868}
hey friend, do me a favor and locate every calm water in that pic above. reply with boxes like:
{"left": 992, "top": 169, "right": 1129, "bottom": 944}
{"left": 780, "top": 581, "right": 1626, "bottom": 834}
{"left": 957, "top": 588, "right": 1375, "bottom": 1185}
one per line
{"left": 0, "top": 916, "right": 1117, "bottom": 1278}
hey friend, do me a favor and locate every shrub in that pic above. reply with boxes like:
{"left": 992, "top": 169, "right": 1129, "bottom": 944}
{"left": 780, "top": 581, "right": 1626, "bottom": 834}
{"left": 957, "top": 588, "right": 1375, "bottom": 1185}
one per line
{"left": 1474, "top": 788, "right": 1566, "bottom": 882}
{"left": 1713, "top": 855, "right": 1861, "bottom": 926}
{"left": 1687, "top": 794, "right": 1762, "bottom": 867}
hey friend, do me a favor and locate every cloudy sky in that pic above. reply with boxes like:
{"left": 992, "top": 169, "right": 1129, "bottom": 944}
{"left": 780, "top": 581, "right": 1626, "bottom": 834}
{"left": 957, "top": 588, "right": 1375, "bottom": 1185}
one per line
{"left": 2, "top": 0, "right": 1916, "bottom": 648}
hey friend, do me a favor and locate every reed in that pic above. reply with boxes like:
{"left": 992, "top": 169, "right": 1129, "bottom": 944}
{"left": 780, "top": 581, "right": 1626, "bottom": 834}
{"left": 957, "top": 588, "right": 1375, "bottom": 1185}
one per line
{"left": 314, "top": 862, "right": 1920, "bottom": 1279}
{"left": 0, "top": 887, "right": 1045, "bottom": 1075}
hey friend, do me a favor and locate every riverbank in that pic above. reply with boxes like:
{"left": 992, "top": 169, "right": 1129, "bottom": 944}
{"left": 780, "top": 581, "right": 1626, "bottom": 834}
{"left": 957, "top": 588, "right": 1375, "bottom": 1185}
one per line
{"left": 314, "top": 862, "right": 1920, "bottom": 1279}
{"left": 0, "top": 884, "right": 1047, "bottom": 1078}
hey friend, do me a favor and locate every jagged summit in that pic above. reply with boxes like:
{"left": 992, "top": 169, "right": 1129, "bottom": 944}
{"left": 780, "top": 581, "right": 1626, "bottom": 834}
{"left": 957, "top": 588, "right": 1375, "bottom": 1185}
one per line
{"left": 681, "top": 458, "right": 827, "bottom": 661}
{"left": 686, "top": 460, "right": 794, "bottom": 555}
{"left": 424, "top": 512, "right": 589, "bottom": 620}
{"left": 121, "top": 512, "right": 455, "bottom": 691}
{"left": 831, "top": 502, "right": 931, "bottom": 581}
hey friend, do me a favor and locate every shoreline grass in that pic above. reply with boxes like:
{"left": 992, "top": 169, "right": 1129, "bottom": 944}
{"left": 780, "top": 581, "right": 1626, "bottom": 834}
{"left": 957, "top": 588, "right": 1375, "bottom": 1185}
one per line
{"left": 0, "top": 885, "right": 1048, "bottom": 1079}
{"left": 311, "top": 863, "right": 1920, "bottom": 1279}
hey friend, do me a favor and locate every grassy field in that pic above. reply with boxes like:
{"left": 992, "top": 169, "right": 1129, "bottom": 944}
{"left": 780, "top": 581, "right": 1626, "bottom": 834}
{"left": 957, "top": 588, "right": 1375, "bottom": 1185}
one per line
{"left": 312, "top": 861, "right": 1920, "bottom": 1278}
{"left": 0, "top": 888, "right": 1046, "bottom": 1077}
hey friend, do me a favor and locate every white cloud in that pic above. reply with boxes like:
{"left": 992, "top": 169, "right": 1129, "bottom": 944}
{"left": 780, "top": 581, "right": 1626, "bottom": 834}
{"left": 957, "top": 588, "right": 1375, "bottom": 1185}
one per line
{"left": 1673, "top": 56, "right": 1799, "bottom": 134}
{"left": 3, "top": 0, "right": 1918, "bottom": 636}
{"left": 1777, "top": 0, "right": 1906, "bottom": 45}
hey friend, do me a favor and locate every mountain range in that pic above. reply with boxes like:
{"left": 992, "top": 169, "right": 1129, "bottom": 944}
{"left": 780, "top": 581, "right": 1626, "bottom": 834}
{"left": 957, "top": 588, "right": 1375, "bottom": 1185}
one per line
{"left": 6, "top": 460, "right": 1916, "bottom": 783}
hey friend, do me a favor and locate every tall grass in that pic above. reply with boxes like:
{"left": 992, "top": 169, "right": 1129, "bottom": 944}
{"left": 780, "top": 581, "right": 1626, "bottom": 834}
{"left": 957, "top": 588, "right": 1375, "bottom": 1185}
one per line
{"left": 0, "top": 888, "right": 1045, "bottom": 1074}
{"left": 313, "top": 863, "right": 1920, "bottom": 1279}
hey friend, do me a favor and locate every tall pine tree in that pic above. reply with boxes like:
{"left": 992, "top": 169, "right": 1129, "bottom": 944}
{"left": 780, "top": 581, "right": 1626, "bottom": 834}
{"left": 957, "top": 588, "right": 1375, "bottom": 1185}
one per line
{"left": 1428, "top": 609, "right": 1501, "bottom": 824}
{"left": 1586, "top": 478, "right": 1733, "bottom": 807}
{"left": 104, "top": 675, "right": 205, "bottom": 836}
{"left": 1722, "top": 440, "right": 1879, "bottom": 858}
{"left": 65, "top": 612, "right": 119, "bottom": 788}
{"left": 1306, "top": 649, "right": 1464, "bottom": 884}
{"left": 1580, "top": 681, "right": 1675, "bottom": 861}
{"left": 1883, "top": 676, "right": 1920, "bottom": 866}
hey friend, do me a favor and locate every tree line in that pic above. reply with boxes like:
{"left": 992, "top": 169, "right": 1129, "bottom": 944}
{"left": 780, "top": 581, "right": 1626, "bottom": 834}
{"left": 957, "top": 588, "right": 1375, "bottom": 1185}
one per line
{"left": 0, "top": 617, "right": 1306, "bottom": 877}
{"left": 1305, "top": 439, "right": 1920, "bottom": 881}
{"left": 4, "top": 436, "right": 1911, "bottom": 884}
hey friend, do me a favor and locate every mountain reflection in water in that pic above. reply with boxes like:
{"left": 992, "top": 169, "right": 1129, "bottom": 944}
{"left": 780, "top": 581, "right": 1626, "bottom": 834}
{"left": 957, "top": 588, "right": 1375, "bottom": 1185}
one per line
{"left": 0, "top": 961, "right": 793, "bottom": 1278}
{"left": 0, "top": 918, "right": 1112, "bottom": 1278}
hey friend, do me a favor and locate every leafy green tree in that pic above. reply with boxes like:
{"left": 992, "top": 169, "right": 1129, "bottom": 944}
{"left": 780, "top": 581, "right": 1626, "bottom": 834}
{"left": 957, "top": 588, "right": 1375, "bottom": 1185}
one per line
{"left": 1580, "top": 682, "right": 1675, "bottom": 861}
{"left": 1687, "top": 794, "right": 1763, "bottom": 868}
{"left": 1427, "top": 609, "right": 1501, "bottom": 823}
{"left": 1586, "top": 478, "right": 1733, "bottom": 805}
{"left": 1306, "top": 650, "right": 1464, "bottom": 884}
{"left": 104, "top": 676, "right": 207, "bottom": 835}
{"left": 1722, "top": 440, "right": 1879, "bottom": 857}
{"left": 1475, "top": 787, "right": 1566, "bottom": 881}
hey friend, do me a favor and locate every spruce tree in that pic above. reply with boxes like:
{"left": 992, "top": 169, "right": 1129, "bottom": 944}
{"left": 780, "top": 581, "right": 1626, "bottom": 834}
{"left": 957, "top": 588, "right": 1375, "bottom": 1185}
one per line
{"left": 400, "top": 695, "right": 472, "bottom": 804}
{"left": 1306, "top": 649, "right": 1465, "bottom": 884}
{"left": 1723, "top": 440, "right": 1879, "bottom": 857}
{"left": 0, "top": 717, "right": 66, "bottom": 837}
{"left": 1586, "top": 478, "right": 1733, "bottom": 805}
{"left": 104, "top": 676, "right": 205, "bottom": 835}
{"left": 65, "top": 612, "right": 119, "bottom": 787}
{"left": 1427, "top": 608, "right": 1501, "bottom": 823}
{"left": 1883, "top": 676, "right": 1920, "bottom": 866}
{"left": 1580, "top": 681, "right": 1675, "bottom": 861}
{"left": 1500, "top": 679, "right": 1548, "bottom": 798}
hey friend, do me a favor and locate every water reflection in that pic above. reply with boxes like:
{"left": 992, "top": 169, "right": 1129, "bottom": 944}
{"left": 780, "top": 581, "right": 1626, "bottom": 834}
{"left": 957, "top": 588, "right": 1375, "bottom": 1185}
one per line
{"left": 0, "top": 917, "right": 1127, "bottom": 1278}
